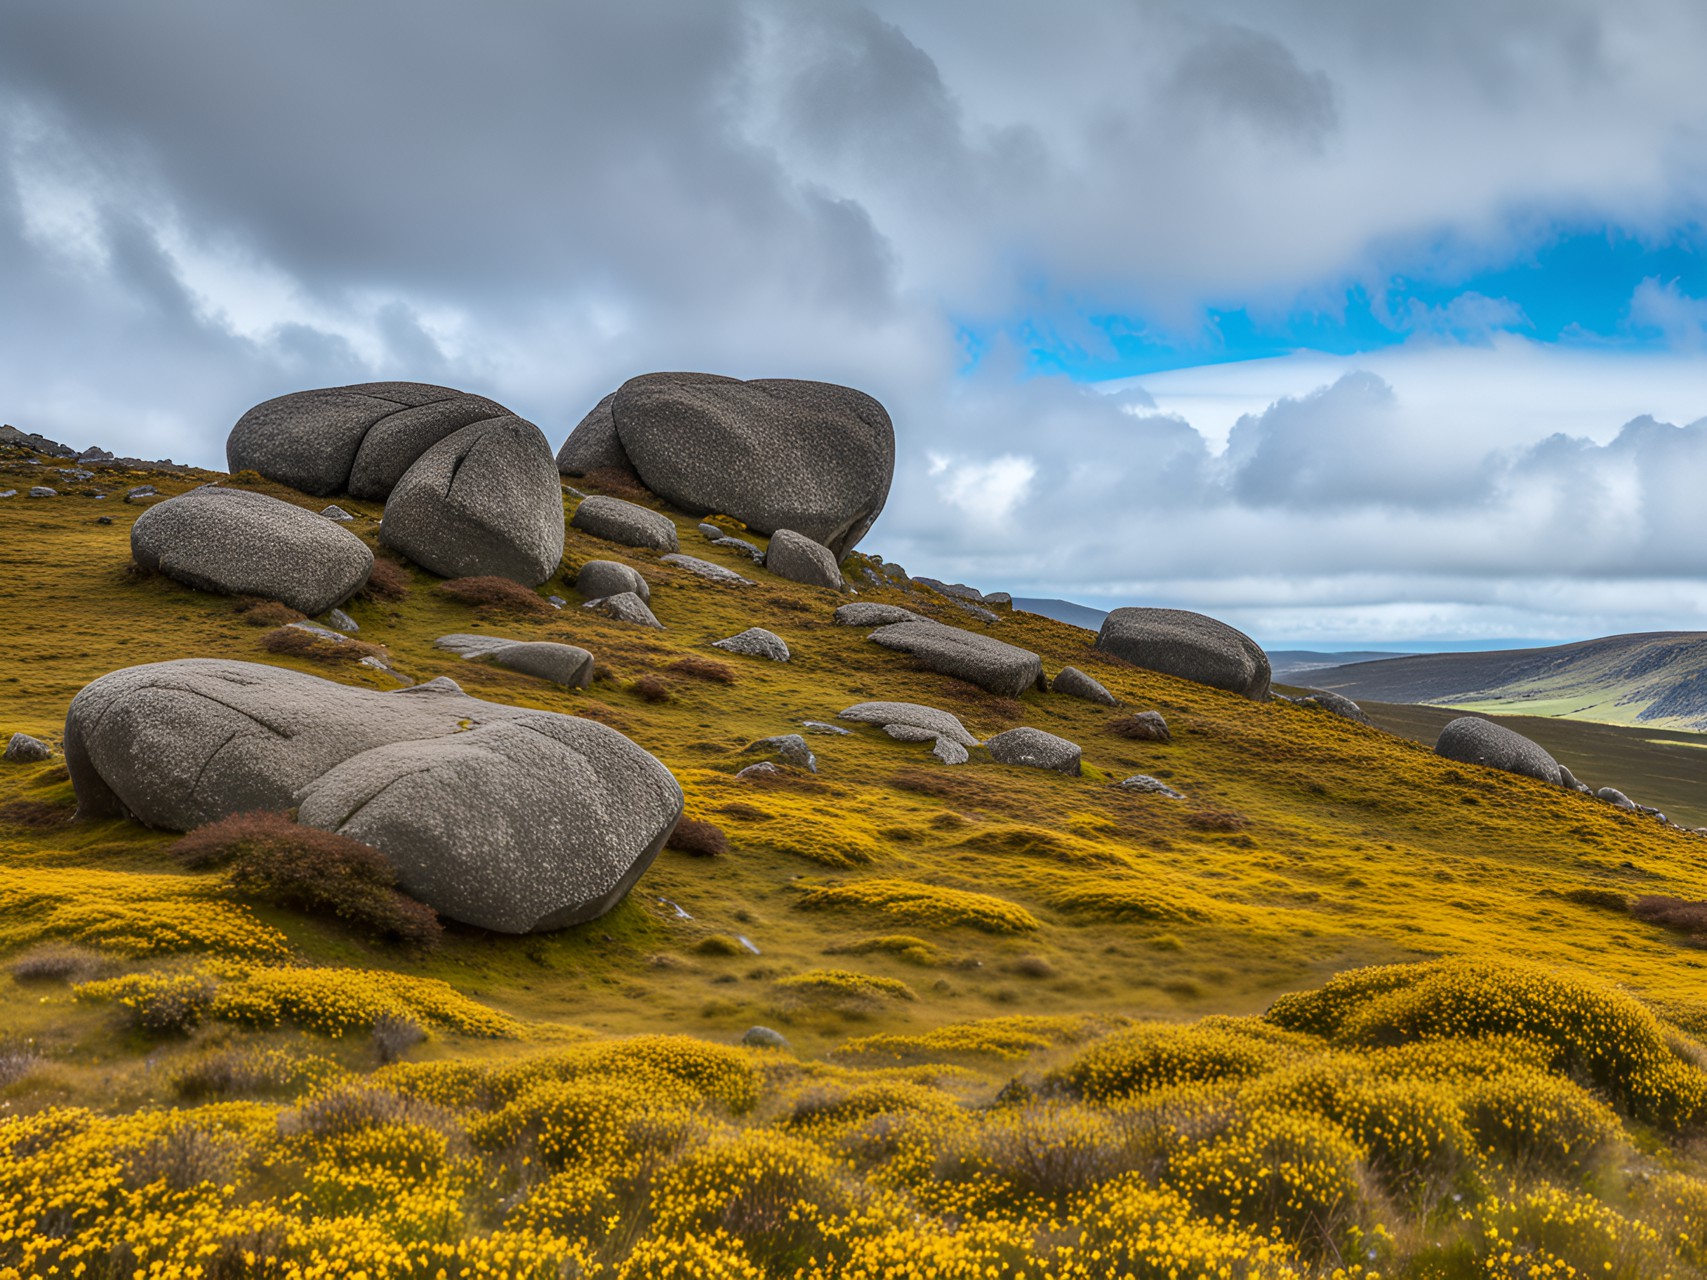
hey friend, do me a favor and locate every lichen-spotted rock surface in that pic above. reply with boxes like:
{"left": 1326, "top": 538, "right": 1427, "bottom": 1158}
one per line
{"left": 64, "top": 659, "right": 681, "bottom": 932}
{"left": 1095, "top": 607, "right": 1271, "bottom": 701}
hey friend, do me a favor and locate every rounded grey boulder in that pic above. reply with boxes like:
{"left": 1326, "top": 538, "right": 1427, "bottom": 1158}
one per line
{"left": 555, "top": 392, "right": 628, "bottom": 477}
{"left": 1293, "top": 689, "right": 1372, "bottom": 726}
{"left": 712, "top": 628, "right": 790, "bottom": 661}
{"left": 866, "top": 619, "right": 1045, "bottom": 699}
{"left": 434, "top": 634, "right": 595, "bottom": 688}
{"left": 741, "top": 1025, "right": 790, "bottom": 1050}
{"left": 64, "top": 659, "right": 681, "bottom": 933}
{"left": 986, "top": 726, "right": 1082, "bottom": 775}
{"left": 1435, "top": 716, "right": 1563, "bottom": 787}
{"left": 570, "top": 495, "right": 679, "bottom": 551}
{"left": 1095, "top": 608, "right": 1271, "bottom": 700}
{"left": 4, "top": 732, "right": 51, "bottom": 763}
{"left": 132, "top": 486, "right": 372, "bottom": 615}
{"left": 838, "top": 701, "right": 978, "bottom": 747}
{"left": 1052, "top": 666, "right": 1118, "bottom": 706}
{"left": 380, "top": 418, "right": 565, "bottom": 586}
{"left": 764, "top": 529, "right": 843, "bottom": 590}
{"left": 576, "top": 559, "right": 651, "bottom": 603}
{"left": 584, "top": 591, "right": 662, "bottom": 628}
{"left": 1597, "top": 786, "right": 1637, "bottom": 810}
{"left": 607, "top": 373, "right": 894, "bottom": 558}
{"left": 833, "top": 602, "right": 925, "bottom": 627}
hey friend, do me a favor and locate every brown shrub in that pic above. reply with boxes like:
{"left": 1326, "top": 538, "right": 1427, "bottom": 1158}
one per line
{"left": 668, "top": 818, "right": 731, "bottom": 857}
{"left": 1564, "top": 887, "right": 1629, "bottom": 912}
{"left": 631, "top": 675, "right": 672, "bottom": 703}
{"left": 373, "top": 1013, "right": 427, "bottom": 1065}
{"left": 360, "top": 557, "right": 411, "bottom": 602}
{"left": 1109, "top": 712, "right": 1171, "bottom": 742}
{"left": 10, "top": 944, "right": 102, "bottom": 984}
{"left": 173, "top": 811, "right": 442, "bottom": 948}
{"left": 670, "top": 656, "right": 737, "bottom": 684}
{"left": 437, "top": 576, "right": 553, "bottom": 615}
{"left": 0, "top": 798, "right": 74, "bottom": 830}
{"left": 577, "top": 466, "right": 652, "bottom": 502}
{"left": 233, "top": 598, "right": 306, "bottom": 627}
{"left": 1631, "top": 896, "right": 1707, "bottom": 938}
{"left": 261, "top": 626, "right": 388, "bottom": 666}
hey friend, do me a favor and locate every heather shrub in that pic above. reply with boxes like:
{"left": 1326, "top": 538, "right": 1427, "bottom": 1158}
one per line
{"left": 1459, "top": 1067, "right": 1623, "bottom": 1178}
{"left": 669, "top": 656, "right": 737, "bottom": 684}
{"left": 358, "top": 556, "right": 410, "bottom": 602}
{"left": 1060, "top": 1021, "right": 1291, "bottom": 1101}
{"left": 631, "top": 674, "right": 672, "bottom": 702}
{"left": 10, "top": 943, "right": 102, "bottom": 984}
{"left": 260, "top": 625, "right": 388, "bottom": 665}
{"left": 172, "top": 811, "right": 442, "bottom": 949}
{"left": 232, "top": 597, "right": 305, "bottom": 627}
{"left": 372, "top": 1013, "right": 426, "bottom": 1066}
{"left": 436, "top": 575, "right": 553, "bottom": 614}
{"left": 1631, "top": 894, "right": 1707, "bottom": 938}
{"left": 79, "top": 970, "right": 216, "bottom": 1036}
{"left": 667, "top": 818, "right": 730, "bottom": 857}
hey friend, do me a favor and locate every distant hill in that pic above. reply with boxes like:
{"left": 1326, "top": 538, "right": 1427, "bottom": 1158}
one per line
{"left": 1268, "top": 649, "right": 1416, "bottom": 682}
{"left": 1013, "top": 596, "right": 1108, "bottom": 630}
{"left": 1303, "top": 631, "right": 1707, "bottom": 731}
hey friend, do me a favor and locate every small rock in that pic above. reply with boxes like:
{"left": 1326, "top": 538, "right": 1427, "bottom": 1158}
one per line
{"left": 570, "top": 494, "right": 679, "bottom": 551}
{"left": 125, "top": 486, "right": 158, "bottom": 503}
{"left": 764, "top": 528, "right": 843, "bottom": 590}
{"left": 3, "top": 732, "right": 51, "bottom": 763}
{"left": 931, "top": 736, "right": 969, "bottom": 765}
{"left": 547, "top": 595, "right": 565, "bottom": 608}
{"left": 584, "top": 592, "right": 663, "bottom": 628}
{"left": 0, "top": 490, "right": 15, "bottom": 499}
{"left": 327, "top": 608, "right": 360, "bottom": 633}
{"left": 986, "top": 726, "right": 1082, "bottom": 775}
{"left": 1557, "top": 764, "right": 1581, "bottom": 791}
{"left": 28, "top": 486, "right": 56, "bottom": 498}
{"left": 913, "top": 576, "right": 985, "bottom": 602}
{"left": 321, "top": 504, "right": 355, "bottom": 521}
{"left": 838, "top": 701, "right": 979, "bottom": 746}
{"left": 1115, "top": 774, "right": 1185, "bottom": 799}
{"left": 576, "top": 559, "right": 651, "bottom": 603}
{"left": 833, "top": 602, "right": 925, "bottom": 627}
{"left": 1114, "top": 710, "right": 1171, "bottom": 742}
{"left": 661, "top": 553, "right": 755, "bottom": 586}
{"left": 883, "top": 724, "right": 937, "bottom": 742}
{"left": 697, "top": 522, "right": 724, "bottom": 540}
{"left": 1096, "top": 607, "right": 1271, "bottom": 700}
{"left": 79, "top": 446, "right": 115, "bottom": 462}
{"left": 736, "top": 761, "right": 781, "bottom": 780}
{"left": 741, "top": 1025, "right": 789, "bottom": 1049}
{"left": 712, "top": 628, "right": 790, "bottom": 661}
{"left": 745, "top": 733, "right": 817, "bottom": 772}
{"left": 95, "top": 515, "right": 113, "bottom": 525}
{"left": 1293, "top": 689, "right": 1372, "bottom": 726}
{"left": 712, "top": 536, "right": 764, "bottom": 561}
{"left": 1052, "top": 666, "right": 1118, "bottom": 706}
{"left": 958, "top": 604, "right": 1000, "bottom": 624}
{"left": 1597, "top": 787, "right": 1636, "bottom": 810}
{"left": 289, "top": 621, "right": 350, "bottom": 642}
{"left": 801, "top": 721, "right": 852, "bottom": 735}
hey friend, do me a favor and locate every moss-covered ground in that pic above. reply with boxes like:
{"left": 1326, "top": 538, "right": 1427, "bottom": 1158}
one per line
{"left": 6, "top": 448, "right": 1707, "bottom": 1276}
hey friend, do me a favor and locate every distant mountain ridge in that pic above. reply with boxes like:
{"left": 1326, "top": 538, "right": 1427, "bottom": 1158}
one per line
{"left": 1304, "top": 631, "right": 1707, "bottom": 731}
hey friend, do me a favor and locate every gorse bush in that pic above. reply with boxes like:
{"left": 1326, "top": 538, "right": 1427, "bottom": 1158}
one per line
{"left": 173, "top": 810, "right": 442, "bottom": 949}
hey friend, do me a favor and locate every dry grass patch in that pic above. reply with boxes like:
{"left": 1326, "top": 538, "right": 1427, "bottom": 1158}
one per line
{"left": 437, "top": 575, "right": 553, "bottom": 615}
{"left": 260, "top": 626, "right": 388, "bottom": 666}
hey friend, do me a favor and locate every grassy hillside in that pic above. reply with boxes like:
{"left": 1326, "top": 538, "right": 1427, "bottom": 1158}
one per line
{"left": 1304, "top": 633, "right": 1707, "bottom": 731}
{"left": 7, "top": 445, "right": 1707, "bottom": 1276}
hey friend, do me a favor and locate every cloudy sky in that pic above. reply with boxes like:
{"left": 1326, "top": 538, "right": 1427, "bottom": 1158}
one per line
{"left": 6, "top": 1, "right": 1707, "bottom": 648}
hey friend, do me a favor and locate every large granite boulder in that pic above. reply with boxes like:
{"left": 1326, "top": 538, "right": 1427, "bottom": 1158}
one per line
{"left": 379, "top": 419, "right": 565, "bottom": 585}
{"left": 570, "top": 495, "right": 679, "bottom": 551}
{"left": 555, "top": 392, "right": 628, "bottom": 477}
{"left": 1094, "top": 608, "right": 1271, "bottom": 701}
{"left": 764, "top": 529, "right": 843, "bottom": 590}
{"left": 64, "top": 660, "right": 681, "bottom": 932}
{"left": 132, "top": 486, "right": 372, "bottom": 615}
{"left": 1435, "top": 716, "right": 1563, "bottom": 787}
{"left": 228, "top": 382, "right": 510, "bottom": 498}
{"left": 588, "top": 373, "right": 893, "bottom": 558}
{"left": 866, "top": 619, "right": 1045, "bottom": 699}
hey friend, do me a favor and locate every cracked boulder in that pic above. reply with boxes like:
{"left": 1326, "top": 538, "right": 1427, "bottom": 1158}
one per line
{"left": 64, "top": 659, "right": 682, "bottom": 932}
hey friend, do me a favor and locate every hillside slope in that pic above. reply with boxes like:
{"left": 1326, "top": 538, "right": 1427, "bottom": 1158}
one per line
{"left": 1304, "top": 631, "right": 1707, "bottom": 730}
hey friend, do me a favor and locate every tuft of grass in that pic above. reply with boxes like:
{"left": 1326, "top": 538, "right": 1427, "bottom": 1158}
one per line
{"left": 631, "top": 674, "right": 672, "bottom": 703}
{"left": 669, "top": 656, "right": 737, "bottom": 684}
{"left": 437, "top": 575, "right": 553, "bottom": 615}
{"left": 667, "top": 818, "right": 730, "bottom": 858}
{"left": 233, "top": 597, "right": 306, "bottom": 627}
{"left": 359, "top": 556, "right": 411, "bottom": 602}
{"left": 373, "top": 1012, "right": 428, "bottom": 1066}
{"left": 796, "top": 879, "right": 1040, "bottom": 934}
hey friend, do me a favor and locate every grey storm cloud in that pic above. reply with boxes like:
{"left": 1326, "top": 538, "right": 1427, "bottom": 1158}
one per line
{"left": 5, "top": 0, "right": 1707, "bottom": 639}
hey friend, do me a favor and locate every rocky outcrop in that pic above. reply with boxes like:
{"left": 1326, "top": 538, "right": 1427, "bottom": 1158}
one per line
{"left": 866, "top": 619, "right": 1045, "bottom": 698}
{"left": 986, "top": 727, "right": 1082, "bottom": 775}
{"left": 64, "top": 660, "right": 680, "bottom": 932}
{"left": 570, "top": 495, "right": 679, "bottom": 551}
{"left": 1435, "top": 717, "right": 1563, "bottom": 787}
{"left": 131, "top": 486, "right": 372, "bottom": 615}
{"left": 558, "top": 373, "right": 894, "bottom": 557}
{"left": 764, "top": 529, "right": 843, "bottom": 590}
{"left": 1095, "top": 608, "right": 1271, "bottom": 701}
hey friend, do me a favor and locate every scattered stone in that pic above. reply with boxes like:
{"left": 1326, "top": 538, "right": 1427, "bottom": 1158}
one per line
{"left": 575, "top": 558, "right": 651, "bottom": 603}
{"left": 986, "top": 726, "right": 1082, "bottom": 775}
{"left": 833, "top": 602, "right": 925, "bottom": 627}
{"left": 660, "top": 553, "right": 754, "bottom": 586}
{"left": 712, "top": 536, "right": 763, "bottom": 561}
{"left": 712, "top": 628, "right": 790, "bottom": 661}
{"left": 764, "top": 528, "right": 843, "bottom": 590}
{"left": 288, "top": 621, "right": 353, "bottom": 643}
{"left": 1597, "top": 787, "right": 1637, "bottom": 810}
{"left": 883, "top": 724, "right": 937, "bottom": 742}
{"left": 1293, "top": 689, "right": 1372, "bottom": 726}
{"left": 1095, "top": 607, "right": 1271, "bottom": 700}
{"left": 125, "top": 486, "right": 158, "bottom": 502}
{"left": 131, "top": 486, "right": 373, "bottom": 616}
{"left": 4, "top": 733, "right": 51, "bottom": 763}
{"left": 801, "top": 721, "right": 853, "bottom": 735}
{"left": 0, "top": 491, "right": 14, "bottom": 499}
{"left": 1052, "top": 666, "right": 1118, "bottom": 706}
{"left": 599, "top": 373, "right": 894, "bottom": 557}
{"left": 736, "top": 761, "right": 782, "bottom": 780}
{"left": 838, "top": 701, "right": 979, "bottom": 746}
{"left": 64, "top": 659, "right": 683, "bottom": 932}
{"left": 435, "top": 633, "right": 596, "bottom": 688}
{"left": 28, "top": 486, "right": 56, "bottom": 498}
{"left": 95, "top": 515, "right": 113, "bottom": 526}
{"left": 866, "top": 619, "right": 1045, "bottom": 698}
{"left": 745, "top": 734, "right": 817, "bottom": 772}
{"left": 1112, "top": 710, "right": 1171, "bottom": 742}
{"left": 1435, "top": 717, "right": 1563, "bottom": 787}
{"left": 584, "top": 591, "right": 663, "bottom": 629}
{"left": 547, "top": 595, "right": 565, "bottom": 609}
{"left": 321, "top": 504, "right": 354, "bottom": 521}
{"left": 570, "top": 494, "right": 679, "bottom": 551}
{"left": 1557, "top": 764, "right": 1581, "bottom": 791}
{"left": 379, "top": 417, "right": 565, "bottom": 585}
{"left": 958, "top": 604, "right": 999, "bottom": 624}
{"left": 555, "top": 391, "right": 629, "bottom": 477}
{"left": 1115, "top": 774, "right": 1186, "bottom": 799}
{"left": 327, "top": 608, "right": 359, "bottom": 633}
{"left": 931, "top": 737, "right": 969, "bottom": 765}
{"left": 741, "top": 1025, "right": 789, "bottom": 1050}
{"left": 697, "top": 522, "right": 723, "bottom": 540}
